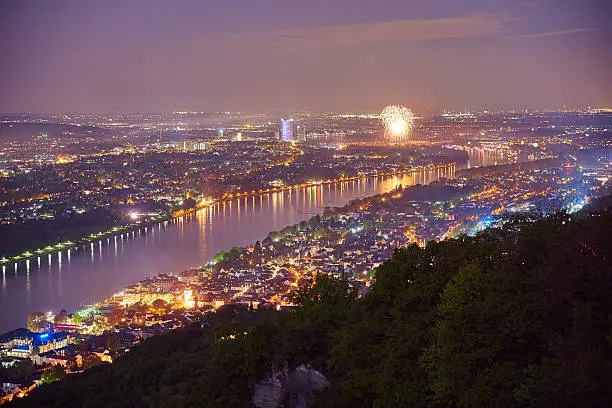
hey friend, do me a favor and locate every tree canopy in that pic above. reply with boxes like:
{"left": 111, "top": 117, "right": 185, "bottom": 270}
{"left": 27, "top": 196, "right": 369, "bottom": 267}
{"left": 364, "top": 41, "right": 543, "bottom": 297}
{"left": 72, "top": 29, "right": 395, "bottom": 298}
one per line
{"left": 13, "top": 205, "right": 612, "bottom": 408}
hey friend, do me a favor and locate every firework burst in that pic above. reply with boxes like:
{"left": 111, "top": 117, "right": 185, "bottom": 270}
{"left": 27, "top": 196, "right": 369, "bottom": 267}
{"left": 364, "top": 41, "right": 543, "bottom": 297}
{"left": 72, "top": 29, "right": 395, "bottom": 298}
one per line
{"left": 381, "top": 105, "right": 414, "bottom": 143}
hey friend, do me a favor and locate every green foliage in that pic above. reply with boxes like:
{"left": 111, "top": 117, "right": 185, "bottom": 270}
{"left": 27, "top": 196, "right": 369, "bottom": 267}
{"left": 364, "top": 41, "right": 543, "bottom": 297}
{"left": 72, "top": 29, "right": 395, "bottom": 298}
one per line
{"left": 292, "top": 273, "right": 357, "bottom": 322}
{"left": 267, "top": 230, "right": 281, "bottom": 242}
{"left": 212, "top": 247, "right": 244, "bottom": 268}
{"left": 212, "top": 250, "right": 226, "bottom": 264}
{"left": 41, "top": 366, "right": 66, "bottom": 384}
{"left": 13, "top": 206, "right": 612, "bottom": 408}
{"left": 319, "top": 210, "right": 612, "bottom": 408}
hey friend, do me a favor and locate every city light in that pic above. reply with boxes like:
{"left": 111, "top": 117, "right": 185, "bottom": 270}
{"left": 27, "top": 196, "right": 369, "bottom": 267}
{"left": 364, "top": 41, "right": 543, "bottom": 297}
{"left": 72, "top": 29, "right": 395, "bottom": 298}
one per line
{"left": 0, "top": 109, "right": 610, "bottom": 403}
{"left": 1, "top": 0, "right": 610, "bottom": 403}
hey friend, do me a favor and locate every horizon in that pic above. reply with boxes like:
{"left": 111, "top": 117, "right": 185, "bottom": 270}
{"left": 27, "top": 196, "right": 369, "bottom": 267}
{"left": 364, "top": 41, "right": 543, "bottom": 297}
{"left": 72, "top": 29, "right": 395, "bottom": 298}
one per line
{"left": 1, "top": 106, "right": 612, "bottom": 117}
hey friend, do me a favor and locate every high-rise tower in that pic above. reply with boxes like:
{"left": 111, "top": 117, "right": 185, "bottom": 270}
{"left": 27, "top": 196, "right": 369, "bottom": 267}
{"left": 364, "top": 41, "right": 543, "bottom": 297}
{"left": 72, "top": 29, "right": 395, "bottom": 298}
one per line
{"left": 281, "top": 119, "right": 293, "bottom": 142}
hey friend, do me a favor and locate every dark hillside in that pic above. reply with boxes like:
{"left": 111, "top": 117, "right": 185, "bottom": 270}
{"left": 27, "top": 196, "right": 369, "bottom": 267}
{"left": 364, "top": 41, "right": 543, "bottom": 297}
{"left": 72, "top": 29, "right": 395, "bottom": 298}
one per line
{"left": 13, "top": 202, "right": 612, "bottom": 408}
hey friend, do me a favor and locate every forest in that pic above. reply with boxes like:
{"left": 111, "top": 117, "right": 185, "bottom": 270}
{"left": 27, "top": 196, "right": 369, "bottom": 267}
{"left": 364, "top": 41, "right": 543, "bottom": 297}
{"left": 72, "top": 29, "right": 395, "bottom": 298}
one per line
{"left": 0, "top": 208, "right": 120, "bottom": 258}
{"left": 11, "top": 195, "right": 612, "bottom": 408}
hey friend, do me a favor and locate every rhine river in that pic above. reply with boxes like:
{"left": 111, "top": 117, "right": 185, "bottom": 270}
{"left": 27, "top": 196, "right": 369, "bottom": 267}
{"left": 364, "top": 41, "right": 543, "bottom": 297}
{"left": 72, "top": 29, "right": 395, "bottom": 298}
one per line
{"left": 0, "top": 150, "right": 503, "bottom": 332}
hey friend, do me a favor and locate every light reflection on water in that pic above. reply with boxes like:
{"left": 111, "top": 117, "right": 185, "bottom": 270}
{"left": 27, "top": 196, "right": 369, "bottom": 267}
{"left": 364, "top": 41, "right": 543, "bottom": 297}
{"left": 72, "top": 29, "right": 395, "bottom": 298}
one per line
{"left": 0, "top": 150, "right": 504, "bottom": 331}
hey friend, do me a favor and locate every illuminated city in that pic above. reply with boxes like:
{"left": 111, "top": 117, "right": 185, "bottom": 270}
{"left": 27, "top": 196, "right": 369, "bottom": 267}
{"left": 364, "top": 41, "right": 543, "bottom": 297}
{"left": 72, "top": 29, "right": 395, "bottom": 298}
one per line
{"left": 1, "top": 1, "right": 611, "bottom": 406}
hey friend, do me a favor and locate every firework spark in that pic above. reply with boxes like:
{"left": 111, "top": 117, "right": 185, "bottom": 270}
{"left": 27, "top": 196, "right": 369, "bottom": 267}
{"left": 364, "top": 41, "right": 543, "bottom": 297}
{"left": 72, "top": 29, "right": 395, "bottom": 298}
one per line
{"left": 381, "top": 105, "right": 414, "bottom": 143}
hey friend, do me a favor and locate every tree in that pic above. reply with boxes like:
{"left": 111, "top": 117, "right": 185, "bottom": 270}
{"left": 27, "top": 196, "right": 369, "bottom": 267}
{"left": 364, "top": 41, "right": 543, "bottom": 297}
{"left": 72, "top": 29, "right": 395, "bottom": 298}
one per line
{"left": 262, "top": 236, "right": 273, "bottom": 248}
{"left": 81, "top": 354, "right": 103, "bottom": 370}
{"left": 254, "top": 240, "right": 263, "bottom": 255}
{"left": 77, "top": 339, "right": 90, "bottom": 354}
{"left": 11, "top": 198, "right": 612, "bottom": 408}
{"left": 54, "top": 309, "right": 69, "bottom": 325}
{"left": 5, "top": 359, "right": 33, "bottom": 381}
{"left": 41, "top": 365, "right": 66, "bottom": 384}
{"left": 181, "top": 197, "right": 197, "bottom": 209}
{"left": 105, "top": 332, "right": 121, "bottom": 352}
{"left": 291, "top": 273, "right": 357, "bottom": 322}
{"left": 268, "top": 231, "right": 281, "bottom": 242}
{"left": 105, "top": 308, "right": 125, "bottom": 326}
{"left": 421, "top": 256, "right": 548, "bottom": 408}
{"left": 212, "top": 250, "right": 227, "bottom": 264}
{"left": 152, "top": 299, "right": 170, "bottom": 313}
{"left": 27, "top": 312, "right": 47, "bottom": 332}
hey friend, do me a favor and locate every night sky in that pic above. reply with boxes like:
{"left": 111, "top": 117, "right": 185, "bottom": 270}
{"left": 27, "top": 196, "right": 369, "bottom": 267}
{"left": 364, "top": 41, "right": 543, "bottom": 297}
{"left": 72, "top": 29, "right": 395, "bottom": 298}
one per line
{"left": 1, "top": 0, "right": 611, "bottom": 113}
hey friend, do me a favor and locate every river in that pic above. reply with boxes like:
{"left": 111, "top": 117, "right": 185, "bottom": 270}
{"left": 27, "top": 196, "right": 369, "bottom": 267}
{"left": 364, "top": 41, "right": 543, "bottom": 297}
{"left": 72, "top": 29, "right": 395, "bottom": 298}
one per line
{"left": 0, "top": 149, "right": 504, "bottom": 332}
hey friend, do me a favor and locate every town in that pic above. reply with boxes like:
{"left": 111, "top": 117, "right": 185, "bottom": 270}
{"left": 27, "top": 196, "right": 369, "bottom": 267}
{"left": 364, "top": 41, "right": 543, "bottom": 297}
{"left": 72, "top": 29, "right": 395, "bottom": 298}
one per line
{"left": 1, "top": 128, "right": 609, "bottom": 402}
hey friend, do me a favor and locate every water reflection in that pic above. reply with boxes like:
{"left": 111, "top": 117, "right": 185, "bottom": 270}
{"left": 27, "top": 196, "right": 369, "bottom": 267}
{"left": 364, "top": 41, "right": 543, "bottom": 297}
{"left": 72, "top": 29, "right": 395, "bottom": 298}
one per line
{"left": 0, "top": 158, "right": 500, "bottom": 331}
{"left": 466, "top": 147, "right": 505, "bottom": 169}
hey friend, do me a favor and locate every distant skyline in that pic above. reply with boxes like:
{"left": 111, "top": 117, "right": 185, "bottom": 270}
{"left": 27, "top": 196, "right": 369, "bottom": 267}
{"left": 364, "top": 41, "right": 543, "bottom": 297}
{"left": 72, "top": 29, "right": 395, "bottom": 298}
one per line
{"left": 1, "top": 0, "right": 611, "bottom": 113}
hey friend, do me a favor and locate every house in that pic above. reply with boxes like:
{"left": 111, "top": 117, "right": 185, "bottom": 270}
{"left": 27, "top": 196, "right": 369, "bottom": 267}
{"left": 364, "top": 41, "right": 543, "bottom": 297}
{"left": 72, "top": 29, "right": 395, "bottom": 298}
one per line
{"left": 0, "top": 329, "right": 35, "bottom": 358}
{"left": 33, "top": 332, "right": 74, "bottom": 354}
{"left": 32, "top": 352, "right": 70, "bottom": 367}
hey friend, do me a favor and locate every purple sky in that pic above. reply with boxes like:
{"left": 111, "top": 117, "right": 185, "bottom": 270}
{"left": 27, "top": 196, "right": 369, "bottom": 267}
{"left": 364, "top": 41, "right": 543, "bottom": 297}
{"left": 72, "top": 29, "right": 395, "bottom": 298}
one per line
{"left": 1, "top": 0, "right": 611, "bottom": 113}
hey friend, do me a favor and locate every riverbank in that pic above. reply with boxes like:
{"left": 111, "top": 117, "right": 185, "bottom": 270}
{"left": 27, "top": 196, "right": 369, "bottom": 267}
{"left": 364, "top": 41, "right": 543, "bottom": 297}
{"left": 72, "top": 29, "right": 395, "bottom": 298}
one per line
{"left": 8, "top": 154, "right": 589, "bottom": 337}
{"left": 0, "top": 160, "right": 461, "bottom": 332}
{"left": 173, "top": 162, "right": 456, "bottom": 217}
{"left": 1, "top": 162, "right": 456, "bottom": 268}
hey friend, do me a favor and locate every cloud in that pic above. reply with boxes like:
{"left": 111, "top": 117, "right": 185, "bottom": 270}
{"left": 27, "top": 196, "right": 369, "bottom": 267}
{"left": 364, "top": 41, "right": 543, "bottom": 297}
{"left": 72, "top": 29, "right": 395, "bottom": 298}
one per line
{"left": 509, "top": 27, "right": 597, "bottom": 39}
{"left": 244, "top": 13, "right": 506, "bottom": 47}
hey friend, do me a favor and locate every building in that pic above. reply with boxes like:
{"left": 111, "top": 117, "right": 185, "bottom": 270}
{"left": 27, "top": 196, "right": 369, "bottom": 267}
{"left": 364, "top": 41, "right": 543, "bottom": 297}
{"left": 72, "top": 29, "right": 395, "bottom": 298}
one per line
{"left": 5, "top": 346, "right": 30, "bottom": 359}
{"left": 281, "top": 119, "right": 293, "bottom": 142}
{"left": 0, "top": 329, "right": 35, "bottom": 358}
{"left": 0, "top": 329, "right": 34, "bottom": 351}
{"left": 33, "top": 332, "right": 74, "bottom": 354}
{"left": 194, "top": 141, "right": 208, "bottom": 150}
{"left": 295, "top": 125, "right": 307, "bottom": 142}
{"left": 32, "top": 352, "right": 70, "bottom": 367}
{"left": 179, "top": 140, "right": 195, "bottom": 151}
{"left": 153, "top": 274, "right": 178, "bottom": 291}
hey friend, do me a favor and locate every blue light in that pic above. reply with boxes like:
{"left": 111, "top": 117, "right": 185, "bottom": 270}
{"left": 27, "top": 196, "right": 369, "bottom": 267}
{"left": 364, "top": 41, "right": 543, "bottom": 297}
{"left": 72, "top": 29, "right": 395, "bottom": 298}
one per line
{"left": 40, "top": 333, "right": 49, "bottom": 339}
{"left": 281, "top": 119, "right": 293, "bottom": 142}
